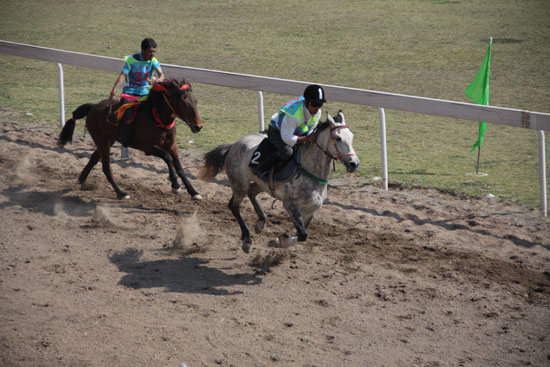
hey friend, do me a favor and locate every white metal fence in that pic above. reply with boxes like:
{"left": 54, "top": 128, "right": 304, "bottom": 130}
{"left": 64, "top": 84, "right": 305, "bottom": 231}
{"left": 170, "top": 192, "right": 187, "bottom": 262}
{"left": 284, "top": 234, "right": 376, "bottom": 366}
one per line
{"left": 1, "top": 40, "right": 549, "bottom": 216}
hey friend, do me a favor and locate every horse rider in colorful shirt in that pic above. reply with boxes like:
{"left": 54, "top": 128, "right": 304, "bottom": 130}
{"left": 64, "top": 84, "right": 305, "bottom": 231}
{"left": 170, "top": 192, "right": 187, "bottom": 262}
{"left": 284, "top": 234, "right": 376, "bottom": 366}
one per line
{"left": 108, "top": 38, "right": 165, "bottom": 160}
{"left": 259, "top": 84, "right": 326, "bottom": 172}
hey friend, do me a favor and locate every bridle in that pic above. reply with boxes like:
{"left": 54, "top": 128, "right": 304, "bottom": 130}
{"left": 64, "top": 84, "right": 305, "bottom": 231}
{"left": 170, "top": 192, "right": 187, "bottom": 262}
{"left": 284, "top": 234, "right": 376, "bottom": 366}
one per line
{"left": 152, "top": 82, "right": 196, "bottom": 129}
{"left": 297, "top": 122, "right": 356, "bottom": 186}
{"left": 313, "top": 123, "right": 356, "bottom": 162}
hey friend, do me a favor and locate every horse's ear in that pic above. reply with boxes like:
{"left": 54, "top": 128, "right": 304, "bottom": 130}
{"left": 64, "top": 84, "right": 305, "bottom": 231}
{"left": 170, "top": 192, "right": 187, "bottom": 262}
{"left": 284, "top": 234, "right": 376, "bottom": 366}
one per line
{"left": 336, "top": 110, "right": 345, "bottom": 124}
{"left": 326, "top": 112, "right": 335, "bottom": 126}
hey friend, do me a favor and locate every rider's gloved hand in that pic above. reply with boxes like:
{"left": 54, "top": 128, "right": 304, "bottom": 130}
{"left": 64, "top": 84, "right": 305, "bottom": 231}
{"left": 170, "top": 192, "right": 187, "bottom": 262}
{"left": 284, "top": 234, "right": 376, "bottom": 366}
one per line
{"left": 299, "top": 133, "right": 316, "bottom": 144}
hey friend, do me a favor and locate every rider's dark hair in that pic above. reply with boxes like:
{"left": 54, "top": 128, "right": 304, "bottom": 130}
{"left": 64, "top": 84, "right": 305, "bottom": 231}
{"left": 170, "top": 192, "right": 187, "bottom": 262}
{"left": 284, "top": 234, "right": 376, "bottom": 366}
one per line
{"left": 141, "top": 38, "right": 157, "bottom": 50}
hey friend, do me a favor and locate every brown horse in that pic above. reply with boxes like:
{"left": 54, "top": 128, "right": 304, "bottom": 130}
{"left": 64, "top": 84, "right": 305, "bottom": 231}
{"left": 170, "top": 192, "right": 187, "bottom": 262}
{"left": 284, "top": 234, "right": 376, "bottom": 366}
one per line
{"left": 58, "top": 78, "right": 203, "bottom": 200}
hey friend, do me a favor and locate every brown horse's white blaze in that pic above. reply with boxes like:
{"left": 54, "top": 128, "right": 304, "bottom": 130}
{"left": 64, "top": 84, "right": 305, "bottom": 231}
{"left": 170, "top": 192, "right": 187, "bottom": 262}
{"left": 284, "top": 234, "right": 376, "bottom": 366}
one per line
{"left": 199, "top": 111, "right": 359, "bottom": 253}
{"left": 57, "top": 78, "right": 203, "bottom": 200}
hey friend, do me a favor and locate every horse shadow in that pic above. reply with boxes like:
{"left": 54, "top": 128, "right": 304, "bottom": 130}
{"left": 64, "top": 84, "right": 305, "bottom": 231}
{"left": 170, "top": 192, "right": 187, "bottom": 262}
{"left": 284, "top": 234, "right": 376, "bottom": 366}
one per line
{"left": 109, "top": 248, "right": 262, "bottom": 295}
{"left": 0, "top": 134, "right": 65, "bottom": 155}
{"left": 0, "top": 184, "right": 96, "bottom": 217}
{"left": 115, "top": 153, "right": 201, "bottom": 179}
{"left": 325, "top": 199, "right": 549, "bottom": 251}
{"left": 0, "top": 133, "right": 198, "bottom": 180}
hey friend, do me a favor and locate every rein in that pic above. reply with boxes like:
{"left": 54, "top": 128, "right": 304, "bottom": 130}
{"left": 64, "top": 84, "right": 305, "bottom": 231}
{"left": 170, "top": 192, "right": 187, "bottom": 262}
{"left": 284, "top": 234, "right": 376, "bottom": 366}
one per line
{"left": 312, "top": 124, "right": 356, "bottom": 160}
{"left": 299, "top": 123, "right": 355, "bottom": 185}
{"left": 299, "top": 165, "right": 329, "bottom": 185}
{"left": 152, "top": 106, "right": 175, "bottom": 129}
{"left": 151, "top": 82, "right": 192, "bottom": 129}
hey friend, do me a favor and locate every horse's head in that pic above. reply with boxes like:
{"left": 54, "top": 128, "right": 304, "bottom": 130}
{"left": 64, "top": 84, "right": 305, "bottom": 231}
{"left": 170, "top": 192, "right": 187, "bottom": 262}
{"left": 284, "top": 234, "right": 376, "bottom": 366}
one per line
{"left": 318, "top": 111, "right": 360, "bottom": 172}
{"left": 152, "top": 79, "right": 203, "bottom": 133}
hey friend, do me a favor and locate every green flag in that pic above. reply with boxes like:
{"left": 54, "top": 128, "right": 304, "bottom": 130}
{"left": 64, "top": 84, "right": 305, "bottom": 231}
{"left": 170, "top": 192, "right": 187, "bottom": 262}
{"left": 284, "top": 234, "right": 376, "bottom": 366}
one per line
{"left": 465, "top": 40, "right": 492, "bottom": 152}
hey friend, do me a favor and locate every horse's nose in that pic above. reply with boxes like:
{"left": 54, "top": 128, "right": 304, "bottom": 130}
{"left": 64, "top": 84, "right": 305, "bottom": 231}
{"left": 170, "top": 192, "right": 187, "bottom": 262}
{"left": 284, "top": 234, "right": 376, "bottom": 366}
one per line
{"left": 194, "top": 118, "right": 203, "bottom": 133}
{"left": 192, "top": 124, "right": 202, "bottom": 133}
{"left": 346, "top": 160, "right": 359, "bottom": 172}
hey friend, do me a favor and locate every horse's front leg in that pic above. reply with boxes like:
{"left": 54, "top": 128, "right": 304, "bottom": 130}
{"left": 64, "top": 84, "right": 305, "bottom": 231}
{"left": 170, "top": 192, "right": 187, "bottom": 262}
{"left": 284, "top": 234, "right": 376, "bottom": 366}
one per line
{"left": 169, "top": 145, "right": 202, "bottom": 201}
{"left": 286, "top": 203, "right": 308, "bottom": 242}
{"left": 150, "top": 145, "right": 182, "bottom": 195}
{"left": 269, "top": 202, "right": 306, "bottom": 248}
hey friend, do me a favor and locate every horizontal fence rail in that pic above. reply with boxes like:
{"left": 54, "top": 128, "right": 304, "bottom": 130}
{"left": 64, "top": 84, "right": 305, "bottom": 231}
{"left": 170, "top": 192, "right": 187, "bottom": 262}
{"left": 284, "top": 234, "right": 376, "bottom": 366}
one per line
{"left": 1, "top": 40, "right": 548, "bottom": 216}
{"left": 2, "top": 40, "right": 549, "bottom": 130}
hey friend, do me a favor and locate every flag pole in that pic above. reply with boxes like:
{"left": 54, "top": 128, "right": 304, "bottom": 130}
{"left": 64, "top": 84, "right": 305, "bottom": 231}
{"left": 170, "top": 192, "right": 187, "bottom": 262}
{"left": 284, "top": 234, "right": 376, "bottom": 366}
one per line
{"left": 476, "top": 145, "right": 481, "bottom": 175}
{"left": 472, "top": 37, "right": 492, "bottom": 176}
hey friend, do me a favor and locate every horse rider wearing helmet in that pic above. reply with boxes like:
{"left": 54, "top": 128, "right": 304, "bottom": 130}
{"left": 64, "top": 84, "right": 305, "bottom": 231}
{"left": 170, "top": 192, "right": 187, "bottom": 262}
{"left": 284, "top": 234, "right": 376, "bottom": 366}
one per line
{"left": 258, "top": 84, "right": 327, "bottom": 173}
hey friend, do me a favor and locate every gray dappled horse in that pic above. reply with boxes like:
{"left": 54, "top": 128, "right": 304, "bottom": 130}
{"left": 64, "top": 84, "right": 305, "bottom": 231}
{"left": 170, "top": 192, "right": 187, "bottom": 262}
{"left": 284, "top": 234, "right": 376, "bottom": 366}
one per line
{"left": 199, "top": 111, "right": 360, "bottom": 253}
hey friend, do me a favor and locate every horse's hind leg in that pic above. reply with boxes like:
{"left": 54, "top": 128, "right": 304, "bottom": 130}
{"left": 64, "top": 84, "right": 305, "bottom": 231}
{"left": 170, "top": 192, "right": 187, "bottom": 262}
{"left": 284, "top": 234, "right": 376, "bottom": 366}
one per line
{"left": 98, "top": 146, "right": 128, "bottom": 199}
{"left": 248, "top": 183, "right": 267, "bottom": 234}
{"left": 78, "top": 149, "right": 101, "bottom": 189}
{"left": 228, "top": 193, "right": 253, "bottom": 254}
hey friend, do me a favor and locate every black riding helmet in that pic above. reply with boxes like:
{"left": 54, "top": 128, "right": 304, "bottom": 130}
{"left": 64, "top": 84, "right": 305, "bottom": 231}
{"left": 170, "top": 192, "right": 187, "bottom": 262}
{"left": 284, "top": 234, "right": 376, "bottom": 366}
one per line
{"left": 303, "top": 84, "right": 326, "bottom": 107}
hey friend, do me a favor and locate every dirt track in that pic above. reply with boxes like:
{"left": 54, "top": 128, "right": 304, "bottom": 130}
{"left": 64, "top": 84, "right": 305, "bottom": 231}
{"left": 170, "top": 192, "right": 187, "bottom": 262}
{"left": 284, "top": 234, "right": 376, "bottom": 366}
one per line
{"left": 1, "top": 111, "right": 549, "bottom": 367}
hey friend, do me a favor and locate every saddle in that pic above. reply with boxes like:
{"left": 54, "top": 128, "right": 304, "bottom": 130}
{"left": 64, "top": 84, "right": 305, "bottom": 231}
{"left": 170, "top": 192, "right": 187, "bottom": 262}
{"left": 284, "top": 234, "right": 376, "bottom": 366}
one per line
{"left": 249, "top": 138, "right": 300, "bottom": 183}
{"left": 108, "top": 101, "right": 140, "bottom": 126}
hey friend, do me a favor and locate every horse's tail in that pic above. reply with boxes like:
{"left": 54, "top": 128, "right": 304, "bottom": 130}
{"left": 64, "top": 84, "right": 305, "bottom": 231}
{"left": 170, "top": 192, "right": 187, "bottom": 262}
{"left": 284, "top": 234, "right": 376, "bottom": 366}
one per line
{"left": 58, "top": 103, "right": 96, "bottom": 148}
{"left": 198, "top": 143, "right": 233, "bottom": 181}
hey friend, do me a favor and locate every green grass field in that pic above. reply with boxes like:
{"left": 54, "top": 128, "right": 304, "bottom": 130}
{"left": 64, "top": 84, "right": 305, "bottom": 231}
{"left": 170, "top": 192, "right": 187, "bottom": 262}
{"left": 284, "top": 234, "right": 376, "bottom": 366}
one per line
{"left": 1, "top": 0, "right": 549, "bottom": 209}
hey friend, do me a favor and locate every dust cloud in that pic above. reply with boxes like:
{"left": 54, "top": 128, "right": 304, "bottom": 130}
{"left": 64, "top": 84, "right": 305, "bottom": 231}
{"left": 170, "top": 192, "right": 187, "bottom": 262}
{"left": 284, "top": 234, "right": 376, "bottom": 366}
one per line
{"left": 92, "top": 205, "right": 114, "bottom": 227}
{"left": 172, "top": 211, "right": 206, "bottom": 254}
{"left": 53, "top": 201, "right": 68, "bottom": 219}
{"left": 15, "top": 155, "right": 31, "bottom": 180}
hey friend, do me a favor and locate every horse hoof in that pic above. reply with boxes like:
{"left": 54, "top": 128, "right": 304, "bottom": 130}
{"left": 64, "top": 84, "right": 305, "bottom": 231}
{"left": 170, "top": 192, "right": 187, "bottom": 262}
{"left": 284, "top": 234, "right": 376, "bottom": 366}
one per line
{"left": 172, "top": 187, "right": 182, "bottom": 195}
{"left": 242, "top": 239, "right": 252, "bottom": 253}
{"left": 254, "top": 220, "right": 266, "bottom": 234}
{"left": 191, "top": 194, "right": 203, "bottom": 201}
{"left": 118, "top": 193, "right": 130, "bottom": 200}
{"left": 267, "top": 238, "right": 280, "bottom": 248}
{"left": 279, "top": 233, "right": 297, "bottom": 248}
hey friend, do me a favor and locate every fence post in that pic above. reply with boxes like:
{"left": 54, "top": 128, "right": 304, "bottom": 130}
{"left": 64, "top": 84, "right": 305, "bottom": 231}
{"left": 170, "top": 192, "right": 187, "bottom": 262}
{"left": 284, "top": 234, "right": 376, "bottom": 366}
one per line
{"left": 379, "top": 108, "right": 388, "bottom": 190}
{"left": 538, "top": 130, "right": 547, "bottom": 217}
{"left": 56, "top": 63, "right": 65, "bottom": 127}
{"left": 257, "top": 91, "right": 265, "bottom": 133}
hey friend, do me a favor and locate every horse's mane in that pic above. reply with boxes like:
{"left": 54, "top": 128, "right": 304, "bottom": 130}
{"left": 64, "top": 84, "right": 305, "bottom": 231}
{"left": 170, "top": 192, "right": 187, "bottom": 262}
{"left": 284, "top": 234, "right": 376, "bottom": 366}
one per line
{"left": 316, "top": 121, "right": 331, "bottom": 133}
{"left": 297, "top": 121, "right": 330, "bottom": 153}
{"left": 316, "top": 111, "right": 344, "bottom": 134}
{"left": 142, "top": 78, "right": 192, "bottom": 109}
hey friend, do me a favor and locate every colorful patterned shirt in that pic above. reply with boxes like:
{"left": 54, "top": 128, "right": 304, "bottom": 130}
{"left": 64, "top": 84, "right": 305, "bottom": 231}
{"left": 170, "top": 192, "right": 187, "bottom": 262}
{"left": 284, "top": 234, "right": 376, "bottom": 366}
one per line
{"left": 122, "top": 52, "right": 162, "bottom": 96}
{"left": 270, "top": 97, "right": 322, "bottom": 146}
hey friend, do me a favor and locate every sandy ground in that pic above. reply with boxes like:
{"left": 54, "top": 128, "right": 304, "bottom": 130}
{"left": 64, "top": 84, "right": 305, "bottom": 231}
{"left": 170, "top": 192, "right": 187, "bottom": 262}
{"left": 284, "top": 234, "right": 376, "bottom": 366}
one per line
{"left": 0, "top": 110, "right": 549, "bottom": 367}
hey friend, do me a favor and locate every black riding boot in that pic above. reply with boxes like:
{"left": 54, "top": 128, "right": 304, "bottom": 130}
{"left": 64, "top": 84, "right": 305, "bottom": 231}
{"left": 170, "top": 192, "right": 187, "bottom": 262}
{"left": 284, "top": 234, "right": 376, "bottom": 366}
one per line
{"left": 118, "top": 108, "right": 133, "bottom": 146}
